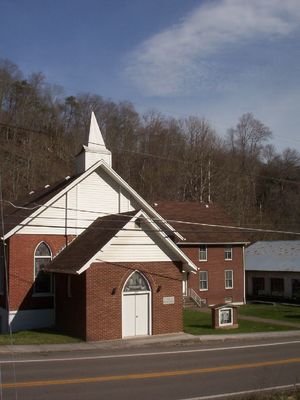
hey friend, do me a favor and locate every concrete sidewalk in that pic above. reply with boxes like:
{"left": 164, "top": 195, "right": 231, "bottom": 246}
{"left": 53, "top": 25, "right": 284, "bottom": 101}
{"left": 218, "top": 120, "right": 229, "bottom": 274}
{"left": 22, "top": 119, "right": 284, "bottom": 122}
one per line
{"left": 0, "top": 330, "right": 300, "bottom": 355}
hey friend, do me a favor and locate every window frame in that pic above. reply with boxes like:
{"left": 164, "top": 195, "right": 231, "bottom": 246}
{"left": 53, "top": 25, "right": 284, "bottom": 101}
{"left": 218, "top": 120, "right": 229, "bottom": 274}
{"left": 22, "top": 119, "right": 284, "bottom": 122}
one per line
{"left": 292, "top": 279, "right": 300, "bottom": 299}
{"left": 199, "top": 270, "right": 208, "bottom": 291}
{"left": 224, "top": 245, "right": 232, "bottom": 261}
{"left": 270, "top": 277, "right": 284, "bottom": 296}
{"left": 252, "top": 277, "right": 265, "bottom": 296}
{"left": 33, "top": 242, "right": 53, "bottom": 296}
{"left": 199, "top": 245, "right": 207, "bottom": 262}
{"left": 225, "top": 269, "right": 233, "bottom": 289}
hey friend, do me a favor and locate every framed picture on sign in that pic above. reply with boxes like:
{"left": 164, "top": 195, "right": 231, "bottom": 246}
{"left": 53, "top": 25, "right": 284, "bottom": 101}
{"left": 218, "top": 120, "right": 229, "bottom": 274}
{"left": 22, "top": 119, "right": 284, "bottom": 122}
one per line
{"left": 219, "top": 308, "right": 232, "bottom": 326}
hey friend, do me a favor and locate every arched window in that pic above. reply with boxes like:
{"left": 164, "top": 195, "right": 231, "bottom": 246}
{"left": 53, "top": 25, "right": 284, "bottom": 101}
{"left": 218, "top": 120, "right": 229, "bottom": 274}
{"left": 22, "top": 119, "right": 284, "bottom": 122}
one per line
{"left": 34, "top": 242, "right": 52, "bottom": 294}
{"left": 123, "top": 271, "right": 150, "bottom": 293}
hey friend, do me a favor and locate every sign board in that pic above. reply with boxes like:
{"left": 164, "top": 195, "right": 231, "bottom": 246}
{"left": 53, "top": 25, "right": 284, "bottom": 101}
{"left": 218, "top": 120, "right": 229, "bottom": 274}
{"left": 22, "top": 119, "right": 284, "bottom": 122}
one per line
{"left": 163, "top": 296, "right": 175, "bottom": 305}
{"left": 219, "top": 308, "right": 233, "bottom": 326}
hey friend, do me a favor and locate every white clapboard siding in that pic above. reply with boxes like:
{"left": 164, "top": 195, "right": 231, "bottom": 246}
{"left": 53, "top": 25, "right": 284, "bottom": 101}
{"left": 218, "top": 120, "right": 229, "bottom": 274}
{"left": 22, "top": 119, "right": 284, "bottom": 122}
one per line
{"left": 18, "top": 195, "right": 67, "bottom": 234}
{"left": 16, "top": 167, "right": 134, "bottom": 235}
{"left": 119, "top": 186, "right": 131, "bottom": 213}
{"left": 76, "top": 170, "right": 133, "bottom": 233}
{"left": 96, "top": 221, "right": 179, "bottom": 262}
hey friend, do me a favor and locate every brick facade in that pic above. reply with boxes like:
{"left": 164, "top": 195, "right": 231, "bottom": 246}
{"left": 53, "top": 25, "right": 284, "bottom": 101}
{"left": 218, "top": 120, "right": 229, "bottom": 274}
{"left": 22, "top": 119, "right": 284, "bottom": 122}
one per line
{"left": 55, "top": 261, "right": 183, "bottom": 341}
{"left": 182, "top": 245, "right": 244, "bottom": 305}
{"left": 55, "top": 273, "right": 86, "bottom": 339}
{"left": 4, "top": 233, "right": 244, "bottom": 338}
{"left": 7, "top": 234, "right": 75, "bottom": 311}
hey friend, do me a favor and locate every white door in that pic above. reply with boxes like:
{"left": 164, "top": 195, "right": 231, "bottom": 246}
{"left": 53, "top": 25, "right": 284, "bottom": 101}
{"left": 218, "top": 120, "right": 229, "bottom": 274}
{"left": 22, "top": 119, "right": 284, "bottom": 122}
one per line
{"left": 122, "top": 271, "right": 151, "bottom": 338}
{"left": 135, "top": 293, "right": 149, "bottom": 336}
{"left": 122, "top": 293, "right": 149, "bottom": 337}
{"left": 122, "top": 295, "right": 136, "bottom": 337}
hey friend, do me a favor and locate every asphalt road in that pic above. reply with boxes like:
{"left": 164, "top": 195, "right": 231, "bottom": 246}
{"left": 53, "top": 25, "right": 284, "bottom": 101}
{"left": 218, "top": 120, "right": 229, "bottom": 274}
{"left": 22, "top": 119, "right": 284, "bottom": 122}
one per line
{"left": 0, "top": 338, "right": 300, "bottom": 400}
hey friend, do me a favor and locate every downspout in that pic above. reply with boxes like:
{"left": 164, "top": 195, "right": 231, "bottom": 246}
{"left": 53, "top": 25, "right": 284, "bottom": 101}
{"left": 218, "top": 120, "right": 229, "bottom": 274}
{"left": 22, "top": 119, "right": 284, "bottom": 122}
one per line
{"left": 64, "top": 193, "right": 68, "bottom": 247}
{"left": 243, "top": 245, "right": 246, "bottom": 304}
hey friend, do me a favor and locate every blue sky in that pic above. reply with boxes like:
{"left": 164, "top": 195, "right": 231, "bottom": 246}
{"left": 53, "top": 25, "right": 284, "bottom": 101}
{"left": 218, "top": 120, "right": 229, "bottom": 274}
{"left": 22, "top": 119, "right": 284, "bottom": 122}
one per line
{"left": 1, "top": 0, "right": 300, "bottom": 153}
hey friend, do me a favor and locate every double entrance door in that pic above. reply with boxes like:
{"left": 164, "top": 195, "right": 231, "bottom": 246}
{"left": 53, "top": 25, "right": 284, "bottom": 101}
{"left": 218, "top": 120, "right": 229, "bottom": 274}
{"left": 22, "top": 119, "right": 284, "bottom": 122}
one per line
{"left": 122, "top": 292, "right": 150, "bottom": 337}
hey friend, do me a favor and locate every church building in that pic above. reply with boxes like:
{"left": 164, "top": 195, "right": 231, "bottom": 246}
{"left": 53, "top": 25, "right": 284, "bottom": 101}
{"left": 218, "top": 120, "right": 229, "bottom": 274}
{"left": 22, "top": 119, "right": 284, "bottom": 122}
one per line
{"left": 1, "top": 113, "right": 197, "bottom": 340}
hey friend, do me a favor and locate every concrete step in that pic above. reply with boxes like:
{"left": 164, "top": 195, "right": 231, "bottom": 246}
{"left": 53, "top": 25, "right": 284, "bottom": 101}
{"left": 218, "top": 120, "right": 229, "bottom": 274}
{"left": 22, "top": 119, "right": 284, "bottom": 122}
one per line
{"left": 183, "top": 297, "right": 200, "bottom": 309}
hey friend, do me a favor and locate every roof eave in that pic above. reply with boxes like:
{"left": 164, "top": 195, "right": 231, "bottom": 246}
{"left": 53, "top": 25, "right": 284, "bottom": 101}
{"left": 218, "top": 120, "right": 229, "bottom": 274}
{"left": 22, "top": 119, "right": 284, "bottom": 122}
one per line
{"left": 135, "top": 210, "right": 197, "bottom": 273}
{"left": 178, "top": 241, "right": 250, "bottom": 246}
{"left": 45, "top": 268, "right": 79, "bottom": 275}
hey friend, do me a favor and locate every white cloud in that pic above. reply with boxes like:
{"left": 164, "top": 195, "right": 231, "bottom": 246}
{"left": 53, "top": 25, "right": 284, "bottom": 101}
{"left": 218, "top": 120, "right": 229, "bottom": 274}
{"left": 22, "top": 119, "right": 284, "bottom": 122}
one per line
{"left": 125, "top": 0, "right": 300, "bottom": 96}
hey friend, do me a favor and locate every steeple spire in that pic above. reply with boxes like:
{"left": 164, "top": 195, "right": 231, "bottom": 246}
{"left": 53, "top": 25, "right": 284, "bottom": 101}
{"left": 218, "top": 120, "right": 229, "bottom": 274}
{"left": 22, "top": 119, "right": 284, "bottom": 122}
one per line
{"left": 76, "top": 112, "right": 112, "bottom": 173}
{"left": 86, "top": 112, "right": 106, "bottom": 149}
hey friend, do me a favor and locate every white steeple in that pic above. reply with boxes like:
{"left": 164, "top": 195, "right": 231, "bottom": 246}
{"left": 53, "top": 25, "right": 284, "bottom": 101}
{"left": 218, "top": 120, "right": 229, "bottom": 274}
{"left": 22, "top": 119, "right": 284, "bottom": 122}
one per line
{"left": 76, "top": 112, "right": 112, "bottom": 173}
{"left": 86, "top": 112, "right": 106, "bottom": 149}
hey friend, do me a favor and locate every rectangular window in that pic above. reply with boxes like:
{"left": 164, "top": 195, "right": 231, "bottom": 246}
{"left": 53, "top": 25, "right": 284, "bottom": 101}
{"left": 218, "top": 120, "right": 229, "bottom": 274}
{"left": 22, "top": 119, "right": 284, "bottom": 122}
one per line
{"left": 199, "top": 245, "right": 207, "bottom": 261}
{"left": 34, "top": 258, "right": 52, "bottom": 294}
{"left": 225, "top": 270, "right": 233, "bottom": 289}
{"left": 224, "top": 245, "right": 232, "bottom": 260}
{"left": 271, "top": 278, "right": 284, "bottom": 296}
{"left": 292, "top": 279, "right": 300, "bottom": 300}
{"left": 252, "top": 277, "right": 265, "bottom": 296}
{"left": 199, "top": 271, "right": 208, "bottom": 291}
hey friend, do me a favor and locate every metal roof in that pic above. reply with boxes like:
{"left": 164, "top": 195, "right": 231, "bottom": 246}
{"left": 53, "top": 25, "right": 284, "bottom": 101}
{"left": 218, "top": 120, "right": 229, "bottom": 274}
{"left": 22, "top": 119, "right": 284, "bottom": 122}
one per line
{"left": 245, "top": 241, "right": 300, "bottom": 272}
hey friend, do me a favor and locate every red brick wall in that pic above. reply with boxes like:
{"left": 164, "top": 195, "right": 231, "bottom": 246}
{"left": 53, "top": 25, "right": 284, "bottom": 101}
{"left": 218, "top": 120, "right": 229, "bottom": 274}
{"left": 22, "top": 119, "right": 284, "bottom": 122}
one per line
{"left": 85, "top": 261, "right": 183, "bottom": 341}
{"left": 182, "top": 245, "right": 245, "bottom": 305}
{"left": 55, "top": 273, "right": 86, "bottom": 339}
{"left": 0, "top": 245, "right": 6, "bottom": 308}
{"left": 8, "top": 234, "right": 74, "bottom": 311}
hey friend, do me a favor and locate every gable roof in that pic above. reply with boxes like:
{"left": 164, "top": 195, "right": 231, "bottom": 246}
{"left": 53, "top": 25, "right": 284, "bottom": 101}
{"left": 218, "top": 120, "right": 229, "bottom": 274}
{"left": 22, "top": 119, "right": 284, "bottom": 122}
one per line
{"left": 2, "top": 160, "right": 182, "bottom": 241}
{"left": 46, "top": 211, "right": 137, "bottom": 274}
{"left": 151, "top": 201, "right": 249, "bottom": 244}
{"left": 46, "top": 210, "right": 197, "bottom": 274}
{"left": 2, "top": 175, "right": 79, "bottom": 236}
{"left": 245, "top": 240, "right": 300, "bottom": 272}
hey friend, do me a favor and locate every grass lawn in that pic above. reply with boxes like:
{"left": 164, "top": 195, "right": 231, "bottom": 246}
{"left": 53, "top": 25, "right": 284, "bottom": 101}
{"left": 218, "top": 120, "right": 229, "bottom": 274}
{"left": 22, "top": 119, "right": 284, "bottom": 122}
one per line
{"left": 183, "top": 309, "right": 300, "bottom": 335}
{"left": 239, "top": 303, "right": 300, "bottom": 323}
{"left": 0, "top": 328, "right": 81, "bottom": 345}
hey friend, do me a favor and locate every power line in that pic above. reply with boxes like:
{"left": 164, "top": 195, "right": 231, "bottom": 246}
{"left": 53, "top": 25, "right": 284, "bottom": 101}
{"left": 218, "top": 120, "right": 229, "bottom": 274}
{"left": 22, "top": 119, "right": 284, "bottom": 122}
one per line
{"left": 2, "top": 199, "right": 300, "bottom": 237}
{"left": 0, "top": 122, "right": 49, "bottom": 136}
{"left": 1, "top": 121, "right": 300, "bottom": 186}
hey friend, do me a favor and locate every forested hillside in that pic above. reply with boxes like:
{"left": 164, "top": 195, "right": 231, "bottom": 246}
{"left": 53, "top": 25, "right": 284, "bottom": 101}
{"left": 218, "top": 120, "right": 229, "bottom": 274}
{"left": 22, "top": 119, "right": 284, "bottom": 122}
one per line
{"left": 0, "top": 59, "right": 299, "bottom": 239}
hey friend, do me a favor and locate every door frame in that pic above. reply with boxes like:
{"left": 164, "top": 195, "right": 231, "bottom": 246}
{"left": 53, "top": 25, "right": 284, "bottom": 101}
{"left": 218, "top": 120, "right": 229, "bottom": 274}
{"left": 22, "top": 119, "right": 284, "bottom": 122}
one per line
{"left": 121, "top": 270, "right": 152, "bottom": 338}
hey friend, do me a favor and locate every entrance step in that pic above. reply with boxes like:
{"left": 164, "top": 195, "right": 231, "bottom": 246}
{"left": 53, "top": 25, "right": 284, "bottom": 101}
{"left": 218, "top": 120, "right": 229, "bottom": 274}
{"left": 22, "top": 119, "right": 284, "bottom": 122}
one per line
{"left": 183, "top": 297, "right": 200, "bottom": 309}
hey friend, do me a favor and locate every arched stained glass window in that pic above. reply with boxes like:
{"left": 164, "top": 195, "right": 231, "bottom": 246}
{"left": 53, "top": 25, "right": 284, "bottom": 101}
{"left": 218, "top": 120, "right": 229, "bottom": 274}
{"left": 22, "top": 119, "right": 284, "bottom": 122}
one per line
{"left": 34, "top": 242, "right": 52, "bottom": 294}
{"left": 124, "top": 272, "right": 149, "bottom": 292}
{"left": 35, "top": 242, "right": 51, "bottom": 257}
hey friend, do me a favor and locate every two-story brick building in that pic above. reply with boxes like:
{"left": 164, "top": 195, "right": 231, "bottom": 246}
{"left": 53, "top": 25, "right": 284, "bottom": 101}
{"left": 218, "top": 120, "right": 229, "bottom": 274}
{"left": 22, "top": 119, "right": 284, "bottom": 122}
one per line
{"left": 152, "top": 202, "right": 249, "bottom": 306}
